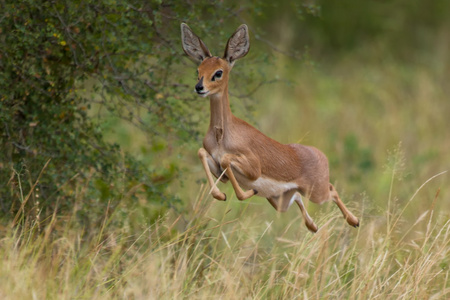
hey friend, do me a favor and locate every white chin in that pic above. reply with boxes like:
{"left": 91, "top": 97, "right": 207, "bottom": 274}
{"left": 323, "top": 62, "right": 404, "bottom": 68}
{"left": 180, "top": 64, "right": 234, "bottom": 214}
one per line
{"left": 197, "top": 91, "right": 210, "bottom": 97}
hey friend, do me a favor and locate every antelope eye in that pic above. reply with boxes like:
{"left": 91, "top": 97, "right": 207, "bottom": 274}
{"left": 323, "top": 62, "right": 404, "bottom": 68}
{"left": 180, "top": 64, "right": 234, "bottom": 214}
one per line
{"left": 211, "top": 70, "right": 223, "bottom": 81}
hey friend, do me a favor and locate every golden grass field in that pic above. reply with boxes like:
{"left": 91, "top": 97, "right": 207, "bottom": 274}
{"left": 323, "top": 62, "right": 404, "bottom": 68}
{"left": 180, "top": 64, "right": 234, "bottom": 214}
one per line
{"left": 1, "top": 175, "right": 448, "bottom": 299}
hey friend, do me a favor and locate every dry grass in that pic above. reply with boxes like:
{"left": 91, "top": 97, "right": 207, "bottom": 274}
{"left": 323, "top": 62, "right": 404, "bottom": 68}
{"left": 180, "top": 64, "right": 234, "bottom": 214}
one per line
{"left": 1, "top": 168, "right": 449, "bottom": 299}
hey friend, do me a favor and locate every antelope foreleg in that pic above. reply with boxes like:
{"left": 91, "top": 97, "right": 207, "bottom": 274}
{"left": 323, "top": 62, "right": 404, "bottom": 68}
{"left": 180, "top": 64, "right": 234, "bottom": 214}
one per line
{"left": 220, "top": 153, "right": 260, "bottom": 201}
{"left": 198, "top": 148, "right": 226, "bottom": 201}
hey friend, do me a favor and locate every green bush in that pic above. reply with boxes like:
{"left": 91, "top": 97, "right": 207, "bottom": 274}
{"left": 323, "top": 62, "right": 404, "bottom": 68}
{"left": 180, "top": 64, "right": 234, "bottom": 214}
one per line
{"left": 0, "top": 0, "right": 256, "bottom": 224}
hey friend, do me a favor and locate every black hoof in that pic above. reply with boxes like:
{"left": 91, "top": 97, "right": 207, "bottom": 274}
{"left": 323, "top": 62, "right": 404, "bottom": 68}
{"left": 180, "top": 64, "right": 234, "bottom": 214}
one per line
{"left": 307, "top": 225, "right": 319, "bottom": 233}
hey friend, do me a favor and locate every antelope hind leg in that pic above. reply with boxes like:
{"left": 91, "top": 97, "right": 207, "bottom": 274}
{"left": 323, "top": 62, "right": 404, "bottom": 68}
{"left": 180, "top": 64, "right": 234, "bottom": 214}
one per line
{"left": 267, "top": 197, "right": 279, "bottom": 210}
{"left": 294, "top": 193, "right": 318, "bottom": 233}
{"left": 330, "top": 184, "right": 359, "bottom": 227}
{"left": 268, "top": 192, "right": 318, "bottom": 233}
{"left": 266, "top": 190, "right": 295, "bottom": 212}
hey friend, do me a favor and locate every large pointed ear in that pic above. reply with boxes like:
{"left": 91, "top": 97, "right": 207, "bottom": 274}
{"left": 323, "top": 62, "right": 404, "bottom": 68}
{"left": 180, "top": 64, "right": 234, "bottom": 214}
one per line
{"left": 181, "top": 23, "right": 212, "bottom": 63}
{"left": 223, "top": 24, "right": 250, "bottom": 65}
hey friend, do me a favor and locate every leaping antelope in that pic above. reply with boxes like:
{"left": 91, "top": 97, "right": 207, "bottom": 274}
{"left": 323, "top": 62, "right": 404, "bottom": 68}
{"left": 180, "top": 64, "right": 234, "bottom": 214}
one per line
{"left": 181, "top": 23, "right": 359, "bottom": 232}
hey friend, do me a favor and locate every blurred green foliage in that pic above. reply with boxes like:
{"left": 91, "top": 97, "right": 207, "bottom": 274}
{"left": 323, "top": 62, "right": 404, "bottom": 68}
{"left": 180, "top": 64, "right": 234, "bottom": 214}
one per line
{"left": 254, "top": 0, "right": 450, "bottom": 62}
{"left": 0, "top": 0, "right": 266, "bottom": 224}
{"left": 1, "top": 0, "right": 449, "bottom": 226}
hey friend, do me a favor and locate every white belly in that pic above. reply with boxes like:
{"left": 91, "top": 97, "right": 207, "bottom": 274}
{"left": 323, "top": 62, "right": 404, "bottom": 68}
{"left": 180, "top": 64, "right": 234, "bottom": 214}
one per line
{"left": 211, "top": 147, "right": 226, "bottom": 164}
{"left": 237, "top": 175, "right": 298, "bottom": 199}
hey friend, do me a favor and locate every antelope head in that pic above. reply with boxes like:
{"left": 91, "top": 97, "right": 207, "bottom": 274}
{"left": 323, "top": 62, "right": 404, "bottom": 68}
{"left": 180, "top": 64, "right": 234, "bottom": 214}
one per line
{"left": 181, "top": 23, "right": 250, "bottom": 98}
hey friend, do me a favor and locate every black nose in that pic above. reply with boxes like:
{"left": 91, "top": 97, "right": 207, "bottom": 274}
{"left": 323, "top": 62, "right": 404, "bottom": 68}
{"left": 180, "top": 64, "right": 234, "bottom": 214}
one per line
{"left": 195, "top": 84, "right": 203, "bottom": 92}
{"left": 195, "top": 77, "right": 204, "bottom": 93}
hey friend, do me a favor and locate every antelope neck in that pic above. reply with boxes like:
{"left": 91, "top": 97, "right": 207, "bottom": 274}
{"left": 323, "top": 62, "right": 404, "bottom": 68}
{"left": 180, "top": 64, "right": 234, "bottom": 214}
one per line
{"left": 209, "top": 84, "right": 232, "bottom": 144}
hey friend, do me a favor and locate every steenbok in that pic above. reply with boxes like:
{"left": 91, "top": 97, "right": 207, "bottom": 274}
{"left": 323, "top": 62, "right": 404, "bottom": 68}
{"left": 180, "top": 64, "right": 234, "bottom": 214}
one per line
{"left": 181, "top": 23, "right": 359, "bottom": 232}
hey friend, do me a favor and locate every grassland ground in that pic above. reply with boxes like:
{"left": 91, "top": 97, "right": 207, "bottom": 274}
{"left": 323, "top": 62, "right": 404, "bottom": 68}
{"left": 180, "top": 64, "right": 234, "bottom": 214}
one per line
{"left": 1, "top": 167, "right": 449, "bottom": 299}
